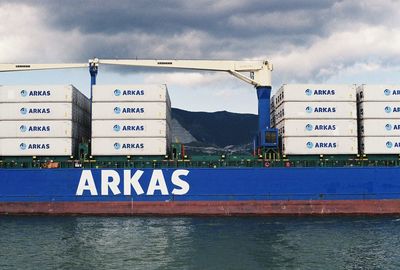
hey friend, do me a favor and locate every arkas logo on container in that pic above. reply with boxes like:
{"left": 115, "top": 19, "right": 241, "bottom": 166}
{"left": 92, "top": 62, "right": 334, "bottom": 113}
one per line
{"left": 306, "top": 124, "right": 336, "bottom": 131}
{"left": 20, "top": 107, "right": 51, "bottom": 114}
{"left": 114, "top": 142, "right": 121, "bottom": 150}
{"left": 114, "top": 106, "right": 145, "bottom": 114}
{"left": 114, "top": 89, "right": 122, "bottom": 96}
{"left": 20, "top": 108, "right": 28, "bottom": 115}
{"left": 305, "top": 106, "right": 336, "bottom": 113}
{"left": 20, "top": 125, "right": 27, "bottom": 132}
{"left": 113, "top": 125, "right": 121, "bottom": 132}
{"left": 386, "top": 141, "right": 400, "bottom": 148}
{"left": 306, "top": 141, "right": 337, "bottom": 149}
{"left": 384, "top": 89, "right": 400, "bottom": 96}
{"left": 20, "top": 90, "right": 51, "bottom": 97}
{"left": 385, "top": 106, "right": 400, "bottom": 113}
{"left": 20, "top": 90, "right": 28, "bottom": 97}
{"left": 114, "top": 107, "right": 121, "bottom": 114}
{"left": 19, "top": 143, "right": 50, "bottom": 150}
{"left": 305, "top": 89, "right": 335, "bottom": 96}
{"left": 305, "top": 124, "right": 313, "bottom": 131}
{"left": 76, "top": 169, "right": 190, "bottom": 196}
{"left": 114, "top": 89, "right": 145, "bottom": 96}
{"left": 114, "top": 142, "right": 145, "bottom": 149}
{"left": 386, "top": 124, "right": 400, "bottom": 130}
{"left": 20, "top": 125, "right": 50, "bottom": 132}
{"left": 113, "top": 124, "right": 145, "bottom": 132}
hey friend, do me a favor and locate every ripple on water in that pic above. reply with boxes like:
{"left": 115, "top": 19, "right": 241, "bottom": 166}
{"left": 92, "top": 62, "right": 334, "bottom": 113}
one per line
{"left": 0, "top": 216, "right": 400, "bottom": 270}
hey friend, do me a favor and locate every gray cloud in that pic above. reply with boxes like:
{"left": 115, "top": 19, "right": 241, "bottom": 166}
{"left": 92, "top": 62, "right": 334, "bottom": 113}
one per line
{"left": 6, "top": 0, "right": 334, "bottom": 52}
{"left": 1, "top": 0, "right": 400, "bottom": 86}
{"left": 30, "top": 0, "right": 336, "bottom": 36}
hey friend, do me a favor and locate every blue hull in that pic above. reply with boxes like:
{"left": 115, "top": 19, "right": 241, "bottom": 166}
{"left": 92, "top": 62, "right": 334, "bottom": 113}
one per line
{"left": 1, "top": 167, "right": 400, "bottom": 215}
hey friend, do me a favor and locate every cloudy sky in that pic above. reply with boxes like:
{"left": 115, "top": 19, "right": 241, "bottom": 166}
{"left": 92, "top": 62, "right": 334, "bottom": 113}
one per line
{"left": 1, "top": 0, "right": 400, "bottom": 113}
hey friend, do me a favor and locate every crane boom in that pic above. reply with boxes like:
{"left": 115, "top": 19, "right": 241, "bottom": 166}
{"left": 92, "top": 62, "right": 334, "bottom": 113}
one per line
{"left": 92, "top": 58, "right": 273, "bottom": 87}
{"left": 0, "top": 63, "right": 88, "bottom": 72}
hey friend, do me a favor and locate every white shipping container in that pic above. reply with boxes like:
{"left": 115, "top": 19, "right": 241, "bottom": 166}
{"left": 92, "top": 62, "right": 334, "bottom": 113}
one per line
{"left": 360, "top": 119, "right": 400, "bottom": 136}
{"left": 92, "top": 120, "right": 170, "bottom": 138}
{"left": 0, "top": 138, "right": 74, "bottom": 156}
{"left": 282, "top": 136, "right": 358, "bottom": 155}
{"left": 0, "top": 85, "right": 89, "bottom": 107}
{"left": 0, "top": 103, "right": 90, "bottom": 127}
{"left": 0, "top": 103, "right": 87, "bottom": 121}
{"left": 0, "top": 120, "right": 78, "bottom": 138}
{"left": 359, "top": 102, "right": 400, "bottom": 119}
{"left": 274, "top": 84, "right": 356, "bottom": 106}
{"left": 92, "top": 84, "right": 170, "bottom": 102}
{"left": 357, "top": 85, "right": 400, "bottom": 102}
{"left": 92, "top": 102, "right": 170, "bottom": 120}
{"left": 275, "top": 102, "right": 357, "bottom": 122}
{"left": 91, "top": 137, "right": 169, "bottom": 156}
{"left": 276, "top": 119, "right": 357, "bottom": 137}
{"left": 361, "top": 137, "right": 400, "bottom": 154}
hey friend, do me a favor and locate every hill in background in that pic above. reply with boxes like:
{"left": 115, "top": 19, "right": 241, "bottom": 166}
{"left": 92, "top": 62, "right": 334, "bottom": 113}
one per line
{"left": 170, "top": 108, "right": 257, "bottom": 154}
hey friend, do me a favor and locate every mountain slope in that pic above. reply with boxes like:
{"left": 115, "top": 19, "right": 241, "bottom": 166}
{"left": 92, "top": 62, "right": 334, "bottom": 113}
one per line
{"left": 171, "top": 108, "right": 258, "bottom": 150}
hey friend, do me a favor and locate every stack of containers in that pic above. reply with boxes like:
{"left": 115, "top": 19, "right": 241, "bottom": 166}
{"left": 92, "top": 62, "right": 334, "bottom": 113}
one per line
{"left": 274, "top": 84, "right": 358, "bottom": 155}
{"left": 0, "top": 85, "right": 90, "bottom": 156}
{"left": 358, "top": 85, "right": 400, "bottom": 154}
{"left": 91, "top": 84, "right": 171, "bottom": 156}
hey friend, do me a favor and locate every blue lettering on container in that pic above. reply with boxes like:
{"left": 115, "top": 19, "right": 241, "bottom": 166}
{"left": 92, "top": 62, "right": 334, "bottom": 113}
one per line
{"left": 315, "top": 142, "right": 337, "bottom": 148}
{"left": 314, "top": 124, "right": 336, "bottom": 131}
{"left": 27, "top": 126, "right": 50, "bottom": 132}
{"left": 314, "top": 107, "right": 336, "bottom": 113}
{"left": 122, "top": 125, "right": 145, "bottom": 131}
{"left": 122, "top": 108, "right": 145, "bottom": 114}
{"left": 122, "top": 143, "right": 144, "bottom": 149}
{"left": 28, "top": 108, "right": 51, "bottom": 114}
{"left": 21, "top": 90, "right": 51, "bottom": 97}
{"left": 123, "top": 90, "right": 145, "bottom": 96}
{"left": 313, "top": 89, "right": 335, "bottom": 95}
{"left": 20, "top": 143, "right": 50, "bottom": 150}
{"left": 27, "top": 143, "right": 50, "bottom": 149}
{"left": 28, "top": 90, "right": 51, "bottom": 96}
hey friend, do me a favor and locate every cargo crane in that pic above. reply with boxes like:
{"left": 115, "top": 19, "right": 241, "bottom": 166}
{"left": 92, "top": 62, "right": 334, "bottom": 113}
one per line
{"left": 88, "top": 58, "right": 278, "bottom": 153}
{"left": 0, "top": 58, "right": 278, "bottom": 155}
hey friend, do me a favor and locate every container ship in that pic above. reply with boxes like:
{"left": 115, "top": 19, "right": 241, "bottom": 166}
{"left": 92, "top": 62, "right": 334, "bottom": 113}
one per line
{"left": 0, "top": 58, "right": 400, "bottom": 216}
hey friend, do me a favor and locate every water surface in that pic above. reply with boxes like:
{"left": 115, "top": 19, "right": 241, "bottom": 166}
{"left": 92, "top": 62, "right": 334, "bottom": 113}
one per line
{"left": 0, "top": 216, "right": 399, "bottom": 269}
